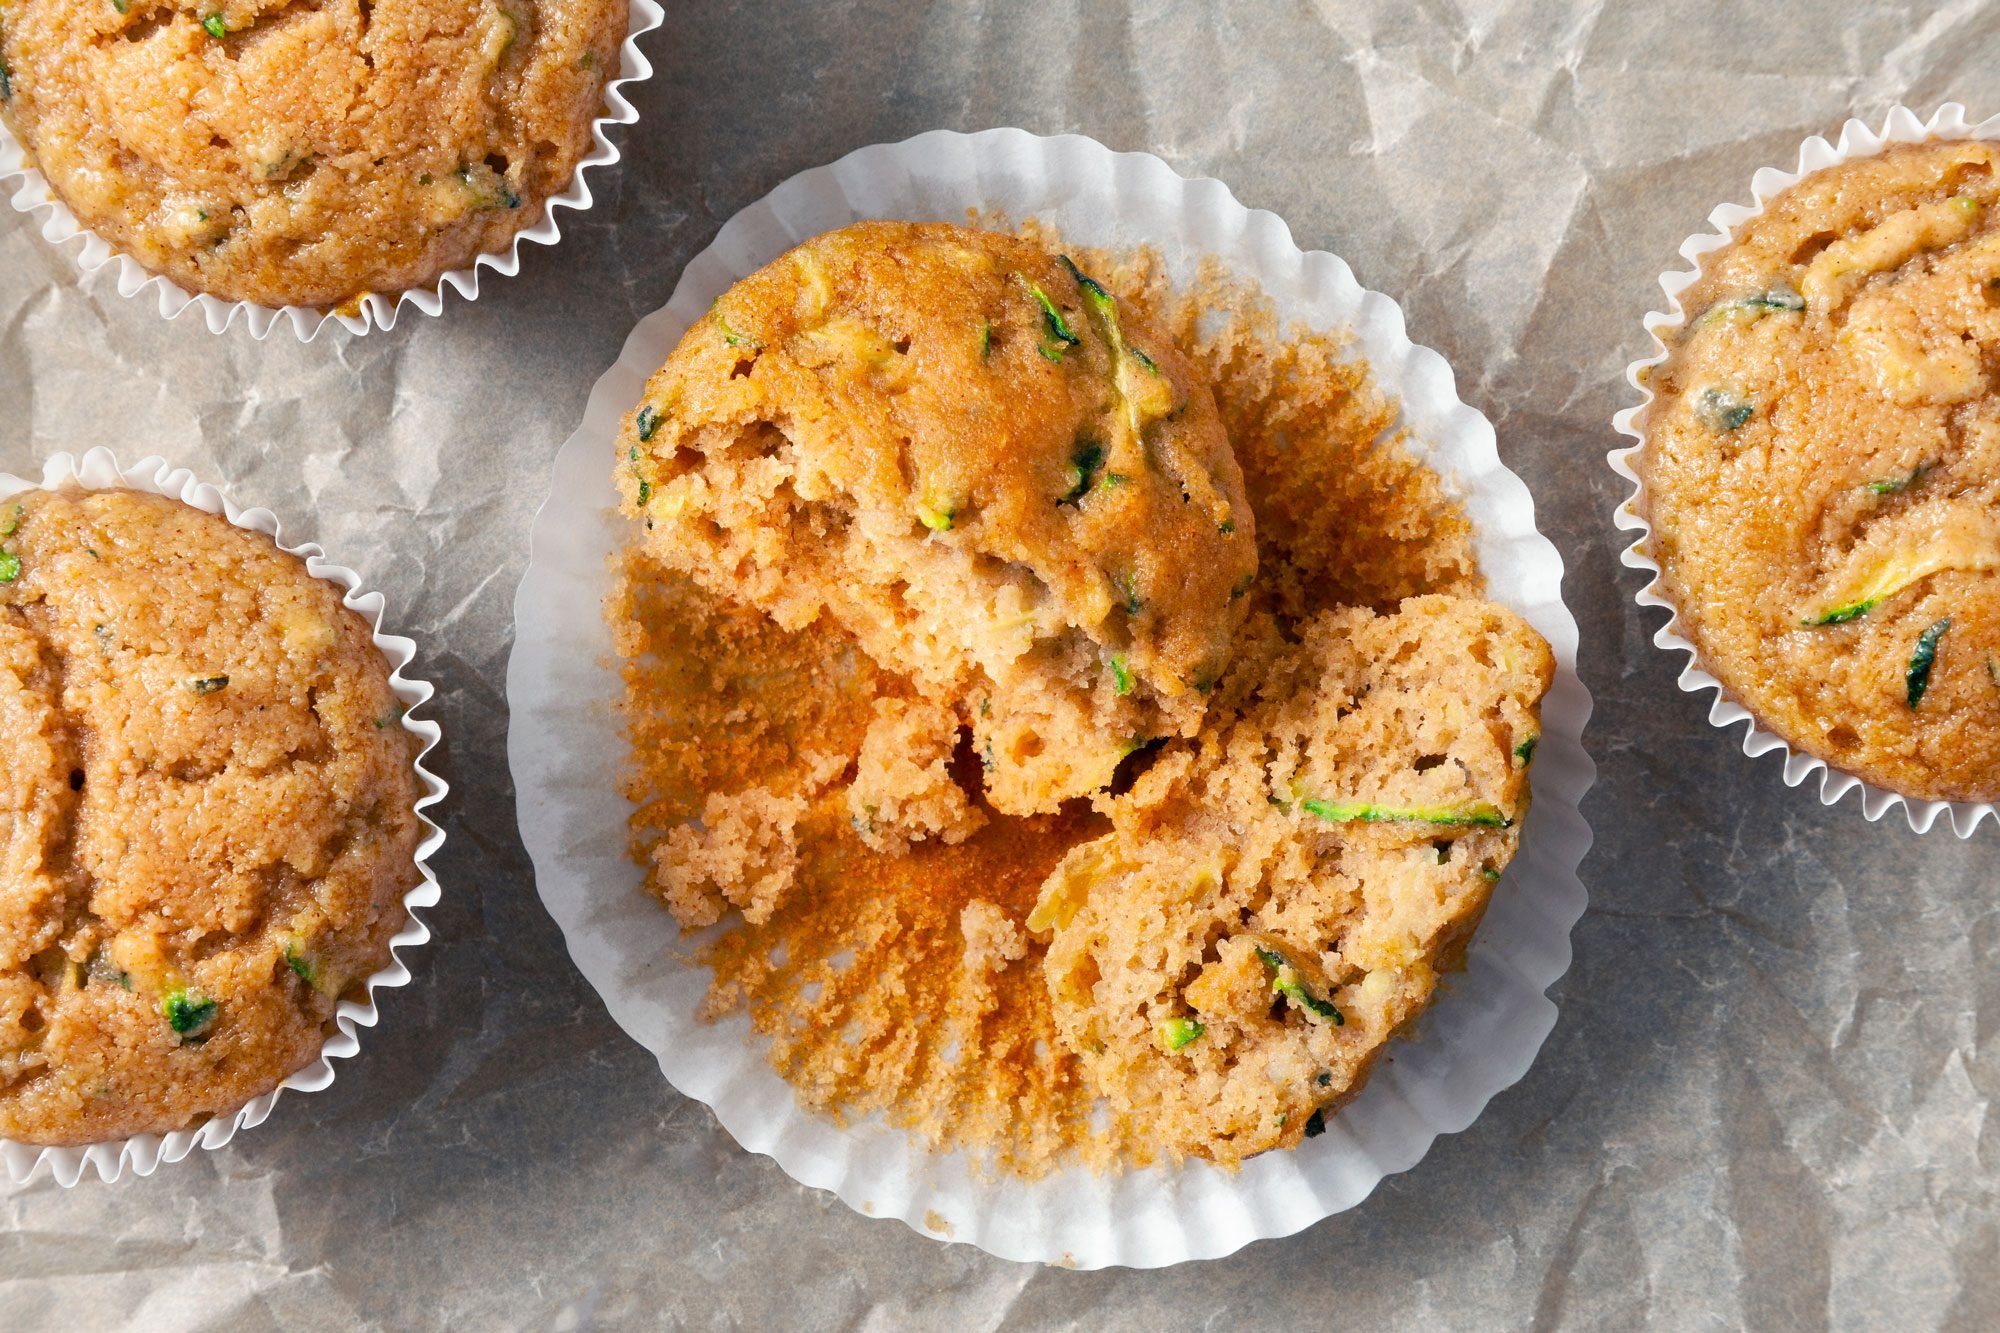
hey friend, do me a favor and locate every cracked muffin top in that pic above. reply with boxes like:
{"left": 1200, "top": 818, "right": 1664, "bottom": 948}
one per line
{"left": 0, "top": 487, "right": 421, "bottom": 1146}
{"left": 1638, "top": 138, "right": 2000, "bottom": 802}
{"left": 617, "top": 220, "right": 1258, "bottom": 816}
{"left": 0, "top": 0, "right": 626, "bottom": 309}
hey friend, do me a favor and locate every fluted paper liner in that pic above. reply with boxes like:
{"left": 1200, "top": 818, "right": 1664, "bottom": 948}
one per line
{"left": 0, "top": 448, "right": 446, "bottom": 1184}
{"left": 0, "top": 0, "right": 662, "bottom": 340}
{"left": 1610, "top": 102, "right": 1999, "bottom": 838}
{"left": 508, "top": 129, "right": 1595, "bottom": 1267}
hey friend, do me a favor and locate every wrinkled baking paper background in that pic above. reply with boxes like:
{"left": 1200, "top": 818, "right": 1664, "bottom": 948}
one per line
{"left": 2, "top": 1, "right": 1994, "bottom": 1327}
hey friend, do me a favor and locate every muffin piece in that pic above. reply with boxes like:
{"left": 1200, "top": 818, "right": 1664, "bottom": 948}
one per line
{"left": 0, "top": 488, "right": 421, "bottom": 1146}
{"left": 1030, "top": 596, "right": 1551, "bottom": 1165}
{"left": 845, "top": 697, "right": 985, "bottom": 854}
{"left": 1638, "top": 139, "right": 2000, "bottom": 802}
{"left": 618, "top": 220, "right": 1258, "bottom": 815}
{"left": 0, "top": 0, "right": 626, "bottom": 309}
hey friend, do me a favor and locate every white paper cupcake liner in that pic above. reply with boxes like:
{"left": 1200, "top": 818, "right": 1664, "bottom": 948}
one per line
{"left": 0, "top": 0, "right": 662, "bottom": 340}
{"left": 1610, "top": 102, "right": 1999, "bottom": 840}
{"left": 0, "top": 447, "right": 446, "bottom": 1184}
{"left": 507, "top": 128, "right": 1595, "bottom": 1268}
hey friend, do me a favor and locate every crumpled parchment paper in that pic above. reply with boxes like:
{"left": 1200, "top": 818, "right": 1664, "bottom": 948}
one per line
{"left": 1, "top": 1, "right": 1994, "bottom": 1327}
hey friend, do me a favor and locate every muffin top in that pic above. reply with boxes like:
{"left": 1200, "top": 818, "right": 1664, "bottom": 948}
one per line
{"left": 1639, "top": 138, "right": 2000, "bottom": 803}
{"left": 618, "top": 220, "right": 1258, "bottom": 816}
{"left": 0, "top": 0, "right": 626, "bottom": 309}
{"left": 0, "top": 487, "right": 421, "bottom": 1146}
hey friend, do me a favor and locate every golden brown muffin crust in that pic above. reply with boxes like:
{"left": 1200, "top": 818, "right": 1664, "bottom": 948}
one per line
{"left": 619, "top": 220, "right": 1258, "bottom": 816}
{"left": 0, "top": 488, "right": 421, "bottom": 1145}
{"left": 0, "top": 0, "right": 626, "bottom": 308}
{"left": 1639, "top": 139, "right": 2000, "bottom": 802}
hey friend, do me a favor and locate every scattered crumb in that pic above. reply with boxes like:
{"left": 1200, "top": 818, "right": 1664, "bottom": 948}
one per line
{"left": 924, "top": 1209, "right": 954, "bottom": 1236}
{"left": 960, "top": 900, "right": 1027, "bottom": 976}
{"left": 848, "top": 698, "right": 986, "bottom": 853}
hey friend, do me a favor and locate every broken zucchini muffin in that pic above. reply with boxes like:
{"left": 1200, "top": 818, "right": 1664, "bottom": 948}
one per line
{"left": 0, "top": 488, "right": 422, "bottom": 1145}
{"left": 617, "top": 220, "right": 1257, "bottom": 817}
{"left": 614, "top": 235, "right": 1548, "bottom": 1173}
{"left": 0, "top": 0, "right": 626, "bottom": 309}
{"left": 1638, "top": 138, "right": 2000, "bottom": 802}
{"left": 1034, "top": 596, "right": 1549, "bottom": 1163}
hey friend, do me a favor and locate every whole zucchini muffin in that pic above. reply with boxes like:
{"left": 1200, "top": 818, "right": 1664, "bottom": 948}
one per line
{"left": 1639, "top": 138, "right": 2000, "bottom": 803}
{"left": 618, "top": 220, "right": 1257, "bottom": 817}
{"left": 0, "top": 0, "right": 627, "bottom": 310}
{"left": 0, "top": 487, "right": 421, "bottom": 1146}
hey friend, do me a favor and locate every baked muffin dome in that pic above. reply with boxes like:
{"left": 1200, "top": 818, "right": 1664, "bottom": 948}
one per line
{"left": 0, "top": 0, "right": 627, "bottom": 309}
{"left": 1639, "top": 138, "right": 2000, "bottom": 803}
{"left": 0, "top": 488, "right": 421, "bottom": 1146}
{"left": 618, "top": 220, "right": 1258, "bottom": 816}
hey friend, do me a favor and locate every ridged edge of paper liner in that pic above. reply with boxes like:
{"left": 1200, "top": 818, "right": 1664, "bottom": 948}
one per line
{"left": 0, "top": 446, "right": 446, "bottom": 1184}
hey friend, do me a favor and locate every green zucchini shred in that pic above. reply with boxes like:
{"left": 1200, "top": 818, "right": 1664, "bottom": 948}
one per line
{"left": 1692, "top": 288, "right": 1805, "bottom": 331}
{"left": 202, "top": 13, "right": 227, "bottom": 39}
{"left": 1109, "top": 654, "right": 1132, "bottom": 696}
{"left": 1695, "top": 385, "right": 1755, "bottom": 432}
{"left": 0, "top": 503, "right": 20, "bottom": 538}
{"left": 1907, "top": 617, "right": 1951, "bottom": 709}
{"left": 1024, "top": 278, "right": 1079, "bottom": 362}
{"left": 1254, "top": 947, "right": 1343, "bottom": 1025}
{"left": 189, "top": 675, "right": 229, "bottom": 694}
{"left": 162, "top": 990, "right": 217, "bottom": 1035}
{"left": 1159, "top": 1016, "right": 1205, "bottom": 1051}
{"left": 0, "top": 551, "right": 16, "bottom": 584}
{"left": 712, "top": 300, "right": 760, "bottom": 350}
{"left": 1866, "top": 463, "right": 1929, "bottom": 495}
{"left": 1805, "top": 599, "right": 1877, "bottom": 627}
{"left": 636, "top": 404, "right": 662, "bottom": 442}
{"left": 1514, "top": 735, "right": 1537, "bottom": 766}
{"left": 1303, "top": 1109, "right": 1327, "bottom": 1138}
{"left": 1300, "top": 798, "right": 1511, "bottom": 829}
{"left": 1059, "top": 440, "right": 1104, "bottom": 504}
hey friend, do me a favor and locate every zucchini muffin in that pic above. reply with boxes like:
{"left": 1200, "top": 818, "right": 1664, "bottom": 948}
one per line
{"left": 1638, "top": 138, "right": 2000, "bottom": 803}
{"left": 1033, "top": 596, "right": 1548, "bottom": 1163}
{"left": 0, "top": 0, "right": 626, "bottom": 309}
{"left": 613, "top": 235, "right": 1552, "bottom": 1173}
{"left": 0, "top": 487, "right": 421, "bottom": 1146}
{"left": 618, "top": 221, "right": 1257, "bottom": 817}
